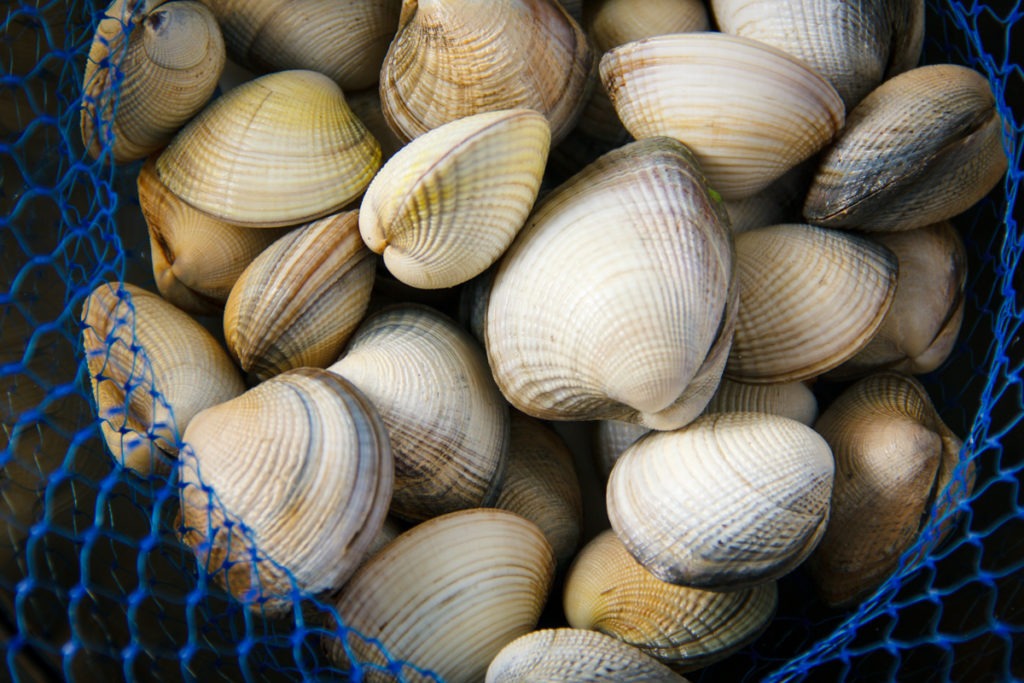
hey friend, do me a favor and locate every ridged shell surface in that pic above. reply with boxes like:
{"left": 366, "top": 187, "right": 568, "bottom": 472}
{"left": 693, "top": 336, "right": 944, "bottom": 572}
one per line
{"left": 360, "top": 110, "right": 551, "bottom": 289}
{"left": 325, "top": 509, "right": 555, "bottom": 683}
{"left": 600, "top": 33, "right": 844, "bottom": 199}
{"left": 138, "top": 159, "right": 286, "bottom": 315}
{"left": 199, "top": 0, "right": 401, "bottom": 90}
{"left": 607, "top": 412, "right": 834, "bottom": 588}
{"left": 224, "top": 211, "right": 376, "bottom": 381}
{"left": 179, "top": 369, "right": 392, "bottom": 615}
{"left": 704, "top": 379, "right": 818, "bottom": 426}
{"left": 586, "top": 0, "right": 709, "bottom": 54}
{"left": 727, "top": 223, "right": 897, "bottom": 383}
{"left": 593, "top": 420, "right": 650, "bottom": 481}
{"left": 564, "top": 530, "right": 777, "bottom": 670}
{"left": 711, "top": 0, "right": 924, "bottom": 109}
{"left": 156, "top": 70, "right": 381, "bottom": 227}
{"left": 810, "top": 372, "right": 972, "bottom": 607}
{"left": 329, "top": 305, "right": 510, "bottom": 522}
{"left": 487, "top": 628, "right": 688, "bottom": 682}
{"left": 346, "top": 87, "right": 406, "bottom": 162}
{"left": 837, "top": 223, "right": 967, "bottom": 376}
{"left": 486, "top": 137, "right": 735, "bottom": 430}
{"left": 803, "top": 65, "right": 1009, "bottom": 231}
{"left": 496, "top": 413, "right": 582, "bottom": 567}
{"left": 82, "top": 0, "right": 225, "bottom": 162}
{"left": 380, "top": 0, "right": 594, "bottom": 144}
{"left": 81, "top": 282, "right": 244, "bottom": 475}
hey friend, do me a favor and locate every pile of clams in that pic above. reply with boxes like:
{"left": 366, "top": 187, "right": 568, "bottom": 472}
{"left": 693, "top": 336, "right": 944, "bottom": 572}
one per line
{"left": 79, "top": 0, "right": 1005, "bottom": 678}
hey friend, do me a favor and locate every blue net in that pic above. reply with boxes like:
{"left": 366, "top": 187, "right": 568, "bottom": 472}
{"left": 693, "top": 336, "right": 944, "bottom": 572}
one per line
{"left": 1, "top": 0, "right": 1021, "bottom": 681}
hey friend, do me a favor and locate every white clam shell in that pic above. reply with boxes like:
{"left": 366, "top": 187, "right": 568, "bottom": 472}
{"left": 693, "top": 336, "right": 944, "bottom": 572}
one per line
{"left": 704, "top": 379, "right": 818, "bottom": 426}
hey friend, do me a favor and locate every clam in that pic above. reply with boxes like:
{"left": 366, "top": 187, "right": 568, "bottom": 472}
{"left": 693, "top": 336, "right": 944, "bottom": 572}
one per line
{"left": 727, "top": 223, "right": 898, "bottom": 383}
{"left": 607, "top": 412, "right": 834, "bottom": 589}
{"left": 836, "top": 222, "right": 967, "bottom": 376}
{"left": 564, "top": 530, "right": 778, "bottom": 671}
{"left": 810, "top": 372, "right": 973, "bottom": 607}
{"left": 328, "top": 305, "right": 510, "bottom": 522}
{"left": 138, "top": 159, "right": 287, "bottom": 315}
{"left": 557, "top": 0, "right": 583, "bottom": 22}
{"left": 487, "top": 629, "right": 688, "bottom": 682}
{"left": 360, "top": 109, "right": 551, "bottom": 289}
{"left": 345, "top": 87, "right": 407, "bottom": 162}
{"left": 585, "top": 0, "right": 709, "bottom": 55}
{"left": 380, "top": 0, "right": 594, "bottom": 144}
{"left": 458, "top": 267, "right": 495, "bottom": 345}
{"left": 198, "top": 0, "right": 401, "bottom": 90}
{"left": 80, "top": 282, "right": 245, "bottom": 475}
{"left": 496, "top": 413, "right": 582, "bottom": 568}
{"left": 82, "top": 0, "right": 225, "bottom": 163}
{"left": 178, "top": 368, "right": 393, "bottom": 616}
{"left": 803, "top": 64, "right": 1009, "bottom": 231}
{"left": 711, "top": 0, "right": 924, "bottom": 109}
{"left": 593, "top": 420, "right": 650, "bottom": 481}
{"left": 325, "top": 509, "right": 555, "bottom": 683}
{"left": 704, "top": 379, "right": 818, "bottom": 426}
{"left": 486, "top": 137, "right": 735, "bottom": 430}
{"left": 722, "top": 162, "right": 813, "bottom": 234}
{"left": 224, "top": 210, "right": 376, "bottom": 381}
{"left": 600, "top": 32, "right": 844, "bottom": 199}
{"left": 155, "top": 69, "right": 381, "bottom": 227}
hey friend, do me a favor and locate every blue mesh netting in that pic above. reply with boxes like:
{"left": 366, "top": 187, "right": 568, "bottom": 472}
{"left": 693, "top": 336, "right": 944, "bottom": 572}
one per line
{"left": 1, "top": 0, "right": 1021, "bottom": 681}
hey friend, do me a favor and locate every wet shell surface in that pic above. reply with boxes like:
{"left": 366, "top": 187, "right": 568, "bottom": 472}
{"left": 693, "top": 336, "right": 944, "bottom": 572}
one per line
{"left": 727, "top": 223, "right": 898, "bottom": 383}
{"left": 224, "top": 210, "right": 376, "bottom": 381}
{"left": 138, "top": 159, "right": 287, "bottom": 315}
{"left": 704, "top": 379, "right": 818, "bottom": 426}
{"left": 178, "top": 368, "right": 392, "bottom": 616}
{"left": 328, "top": 305, "right": 510, "bottom": 522}
{"left": 564, "top": 530, "right": 777, "bottom": 671}
{"left": 82, "top": 0, "right": 225, "bottom": 163}
{"left": 496, "top": 413, "right": 582, "bottom": 567}
{"left": 836, "top": 222, "right": 967, "bottom": 376}
{"left": 360, "top": 109, "right": 551, "bottom": 289}
{"left": 199, "top": 0, "right": 402, "bottom": 90}
{"left": 81, "top": 282, "right": 245, "bottom": 475}
{"left": 711, "top": 0, "right": 924, "bottom": 109}
{"left": 810, "top": 372, "right": 972, "bottom": 607}
{"left": 380, "top": 0, "right": 594, "bottom": 144}
{"left": 600, "top": 32, "right": 844, "bottom": 199}
{"left": 803, "top": 64, "right": 1009, "bottom": 231}
{"left": 607, "top": 412, "right": 834, "bottom": 589}
{"left": 486, "top": 628, "right": 688, "bottom": 683}
{"left": 155, "top": 69, "right": 381, "bottom": 227}
{"left": 486, "top": 137, "right": 735, "bottom": 430}
{"left": 325, "top": 509, "right": 555, "bottom": 683}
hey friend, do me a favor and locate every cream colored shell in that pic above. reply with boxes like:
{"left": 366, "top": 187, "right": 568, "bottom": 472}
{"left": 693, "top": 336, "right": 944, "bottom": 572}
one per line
{"left": 155, "top": 69, "right": 381, "bottom": 227}
{"left": 704, "top": 379, "right": 818, "bottom": 426}
{"left": 486, "top": 137, "right": 735, "bottom": 430}
{"left": 593, "top": 420, "right": 650, "bottom": 481}
{"left": 360, "top": 109, "right": 550, "bottom": 289}
{"left": 600, "top": 32, "right": 844, "bottom": 199}
{"left": 81, "top": 282, "right": 244, "bottom": 475}
{"left": 325, "top": 509, "right": 555, "bottom": 683}
{"left": 586, "top": 0, "right": 709, "bottom": 54}
{"left": 607, "top": 412, "right": 834, "bottom": 589}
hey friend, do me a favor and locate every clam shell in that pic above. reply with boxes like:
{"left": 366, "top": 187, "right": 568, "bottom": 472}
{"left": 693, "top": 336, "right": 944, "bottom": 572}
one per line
{"left": 179, "top": 368, "right": 393, "bottom": 616}
{"left": 325, "top": 509, "right": 555, "bottom": 683}
{"left": 600, "top": 32, "right": 844, "bottom": 199}
{"left": 593, "top": 420, "right": 650, "bottom": 481}
{"left": 607, "top": 412, "right": 834, "bottom": 589}
{"left": 328, "top": 305, "right": 510, "bottom": 522}
{"left": 727, "top": 223, "right": 898, "bottom": 383}
{"left": 486, "top": 628, "right": 688, "bottom": 683}
{"left": 585, "top": 0, "right": 709, "bottom": 55}
{"left": 722, "top": 162, "right": 813, "bottom": 234}
{"left": 704, "top": 379, "right": 818, "bottom": 425}
{"left": 224, "top": 210, "right": 376, "bottom": 381}
{"left": 380, "top": 0, "right": 594, "bottom": 144}
{"left": 156, "top": 69, "right": 381, "bottom": 227}
{"left": 810, "top": 372, "right": 973, "bottom": 607}
{"left": 200, "top": 0, "right": 402, "bottom": 90}
{"left": 486, "top": 137, "right": 735, "bottom": 430}
{"left": 360, "top": 109, "right": 551, "bottom": 289}
{"left": 82, "top": 0, "right": 225, "bottom": 163}
{"left": 81, "top": 282, "right": 245, "bottom": 475}
{"left": 836, "top": 222, "right": 967, "bottom": 376}
{"left": 345, "top": 87, "right": 407, "bottom": 162}
{"left": 138, "top": 158, "right": 287, "bottom": 315}
{"left": 710, "top": 0, "right": 923, "bottom": 109}
{"left": 564, "top": 530, "right": 777, "bottom": 671}
{"left": 496, "top": 413, "right": 582, "bottom": 568}
{"left": 803, "top": 64, "right": 1009, "bottom": 231}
